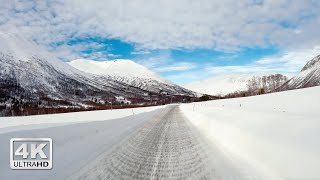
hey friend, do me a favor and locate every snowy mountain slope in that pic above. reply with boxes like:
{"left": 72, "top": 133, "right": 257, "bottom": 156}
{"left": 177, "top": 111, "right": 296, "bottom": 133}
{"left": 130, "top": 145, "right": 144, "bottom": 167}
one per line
{"left": 278, "top": 54, "right": 320, "bottom": 90}
{"left": 0, "top": 32, "right": 195, "bottom": 114}
{"left": 184, "top": 73, "right": 290, "bottom": 96}
{"left": 0, "top": 32, "right": 197, "bottom": 116}
{"left": 0, "top": 32, "right": 76, "bottom": 75}
{"left": 69, "top": 59, "right": 169, "bottom": 83}
{"left": 0, "top": 32, "right": 99, "bottom": 99}
{"left": 68, "top": 59, "right": 194, "bottom": 95}
{"left": 0, "top": 32, "right": 145, "bottom": 102}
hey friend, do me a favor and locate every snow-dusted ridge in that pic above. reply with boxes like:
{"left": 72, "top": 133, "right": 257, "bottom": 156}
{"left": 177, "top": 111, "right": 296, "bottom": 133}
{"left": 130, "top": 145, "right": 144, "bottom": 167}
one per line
{"left": 69, "top": 59, "right": 170, "bottom": 84}
{"left": 279, "top": 54, "right": 320, "bottom": 90}
{"left": 0, "top": 32, "right": 78, "bottom": 75}
{"left": 68, "top": 59, "right": 194, "bottom": 95}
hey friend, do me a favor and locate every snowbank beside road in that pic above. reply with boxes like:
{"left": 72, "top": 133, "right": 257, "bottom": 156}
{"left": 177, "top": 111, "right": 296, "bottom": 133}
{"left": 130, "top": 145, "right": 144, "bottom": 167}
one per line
{"left": 181, "top": 86, "right": 320, "bottom": 180}
{"left": 0, "top": 105, "right": 165, "bottom": 134}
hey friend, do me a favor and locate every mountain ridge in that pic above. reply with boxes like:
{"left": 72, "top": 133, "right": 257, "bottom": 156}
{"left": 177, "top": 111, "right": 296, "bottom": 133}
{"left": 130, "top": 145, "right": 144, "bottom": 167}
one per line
{"left": 278, "top": 54, "right": 320, "bottom": 90}
{"left": 68, "top": 58, "right": 194, "bottom": 96}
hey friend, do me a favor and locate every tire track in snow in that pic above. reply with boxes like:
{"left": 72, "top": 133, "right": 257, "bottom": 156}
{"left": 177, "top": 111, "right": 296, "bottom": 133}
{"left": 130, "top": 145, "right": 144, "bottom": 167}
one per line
{"left": 71, "top": 105, "right": 214, "bottom": 179}
{"left": 72, "top": 105, "right": 269, "bottom": 180}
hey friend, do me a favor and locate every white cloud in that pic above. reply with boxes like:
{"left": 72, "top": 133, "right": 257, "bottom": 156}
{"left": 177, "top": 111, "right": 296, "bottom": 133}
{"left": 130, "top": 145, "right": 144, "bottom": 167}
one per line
{"left": 131, "top": 50, "right": 151, "bottom": 55}
{"left": 206, "top": 65, "right": 289, "bottom": 75}
{"left": 1, "top": 0, "right": 320, "bottom": 85}
{"left": 256, "top": 46, "right": 320, "bottom": 68}
{"left": 47, "top": 41, "right": 115, "bottom": 61}
{"left": 135, "top": 50, "right": 196, "bottom": 72}
{"left": 0, "top": 0, "right": 319, "bottom": 54}
{"left": 135, "top": 50, "right": 172, "bottom": 69}
{"left": 206, "top": 46, "right": 320, "bottom": 75}
{"left": 164, "top": 71, "right": 211, "bottom": 85}
{"left": 153, "top": 62, "right": 197, "bottom": 72}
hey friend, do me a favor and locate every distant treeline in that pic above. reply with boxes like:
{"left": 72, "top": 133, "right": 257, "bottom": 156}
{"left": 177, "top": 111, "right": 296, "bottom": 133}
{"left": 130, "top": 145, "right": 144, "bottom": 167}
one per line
{"left": 0, "top": 94, "right": 195, "bottom": 116}
{"left": 223, "top": 74, "right": 288, "bottom": 98}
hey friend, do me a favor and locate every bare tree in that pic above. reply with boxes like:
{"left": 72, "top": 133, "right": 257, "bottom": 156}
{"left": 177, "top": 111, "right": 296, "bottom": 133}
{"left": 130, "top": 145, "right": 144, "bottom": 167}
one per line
{"left": 246, "top": 74, "right": 289, "bottom": 95}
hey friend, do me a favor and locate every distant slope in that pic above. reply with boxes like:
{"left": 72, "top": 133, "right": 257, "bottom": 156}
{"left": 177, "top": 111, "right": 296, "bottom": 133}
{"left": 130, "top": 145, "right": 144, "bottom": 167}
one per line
{"left": 68, "top": 59, "right": 194, "bottom": 96}
{"left": 278, "top": 54, "right": 320, "bottom": 90}
{"left": 184, "top": 73, "right": 290, "bottom": 96}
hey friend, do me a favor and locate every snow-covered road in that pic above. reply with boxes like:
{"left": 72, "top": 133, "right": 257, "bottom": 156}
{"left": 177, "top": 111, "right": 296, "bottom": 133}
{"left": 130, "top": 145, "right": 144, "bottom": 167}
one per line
{"left": 71, "top": 105, "right": 220, "bottom": 179}
{"left": 71, "top": 106, "right": 276, "bottom": 180}
{"left": 0, "top": 105, "right": 274, "bottom": 180}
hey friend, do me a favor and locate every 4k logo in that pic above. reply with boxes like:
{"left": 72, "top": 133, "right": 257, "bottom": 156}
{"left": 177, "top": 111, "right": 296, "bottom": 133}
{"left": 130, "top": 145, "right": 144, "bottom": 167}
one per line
{"left": 10, "top": 138, "right": 52, "bottom": 169}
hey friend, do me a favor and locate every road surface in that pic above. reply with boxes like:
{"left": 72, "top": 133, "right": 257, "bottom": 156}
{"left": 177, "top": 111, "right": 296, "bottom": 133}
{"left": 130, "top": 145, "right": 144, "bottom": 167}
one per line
{"left": 70, "top": 105, "right": 261, "bottom": 180}
{"left": 72, "top": 106, "right": 216, "bottom": 179}
{"left": 1, "top": 105, "right": 264, "bottom": 180}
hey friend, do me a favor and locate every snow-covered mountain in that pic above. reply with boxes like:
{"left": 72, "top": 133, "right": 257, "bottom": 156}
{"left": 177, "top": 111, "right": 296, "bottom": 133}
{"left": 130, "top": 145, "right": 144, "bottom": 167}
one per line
{"left": 68, "top": 59, "right": 192, "bottom": 95}
{"left": 0, "top": 32, "right": 149, "bottom": 102}
{"left": 0, "top": 32, "right": 195, "bottom": 114}
{"left": 69, "top": 59, "right": 168, "bottom": 83}
{"left": 0, "top": 32, "right": 99, "bottom": 100}
{"left": 184, "top": 73, "right": 290, "bottom": 96}
{"left": 278, "top": 54, "right": 320, "bottom": 90}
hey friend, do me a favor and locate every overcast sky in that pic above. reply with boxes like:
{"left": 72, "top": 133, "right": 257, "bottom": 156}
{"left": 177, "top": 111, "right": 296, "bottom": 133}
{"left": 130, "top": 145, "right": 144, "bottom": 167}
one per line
{"left": 1, "top": 0, "right": 320, "bottom": 84}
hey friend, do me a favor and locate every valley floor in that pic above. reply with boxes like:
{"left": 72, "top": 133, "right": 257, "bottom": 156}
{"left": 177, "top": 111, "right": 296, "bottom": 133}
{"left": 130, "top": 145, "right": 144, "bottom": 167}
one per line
{"left": 1, "top": 86, "right": 320, "bottom": 180}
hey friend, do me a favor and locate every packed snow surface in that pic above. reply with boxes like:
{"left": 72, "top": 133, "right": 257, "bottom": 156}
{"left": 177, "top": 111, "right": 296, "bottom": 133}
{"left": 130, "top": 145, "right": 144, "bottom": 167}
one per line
{"left": 0, "top": 106, "right": 167, "bottom": 180}
{"left": 0, "top": 105, "right": 276, "bottom": 180}
{"left": 71, "top": 106, "right": 277, "bottom": 180}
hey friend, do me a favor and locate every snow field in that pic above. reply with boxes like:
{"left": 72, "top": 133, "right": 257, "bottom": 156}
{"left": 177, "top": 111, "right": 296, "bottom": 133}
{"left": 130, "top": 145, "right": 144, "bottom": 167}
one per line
{"left": 180, "top": 86, "right": 320, "bottom": 180}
